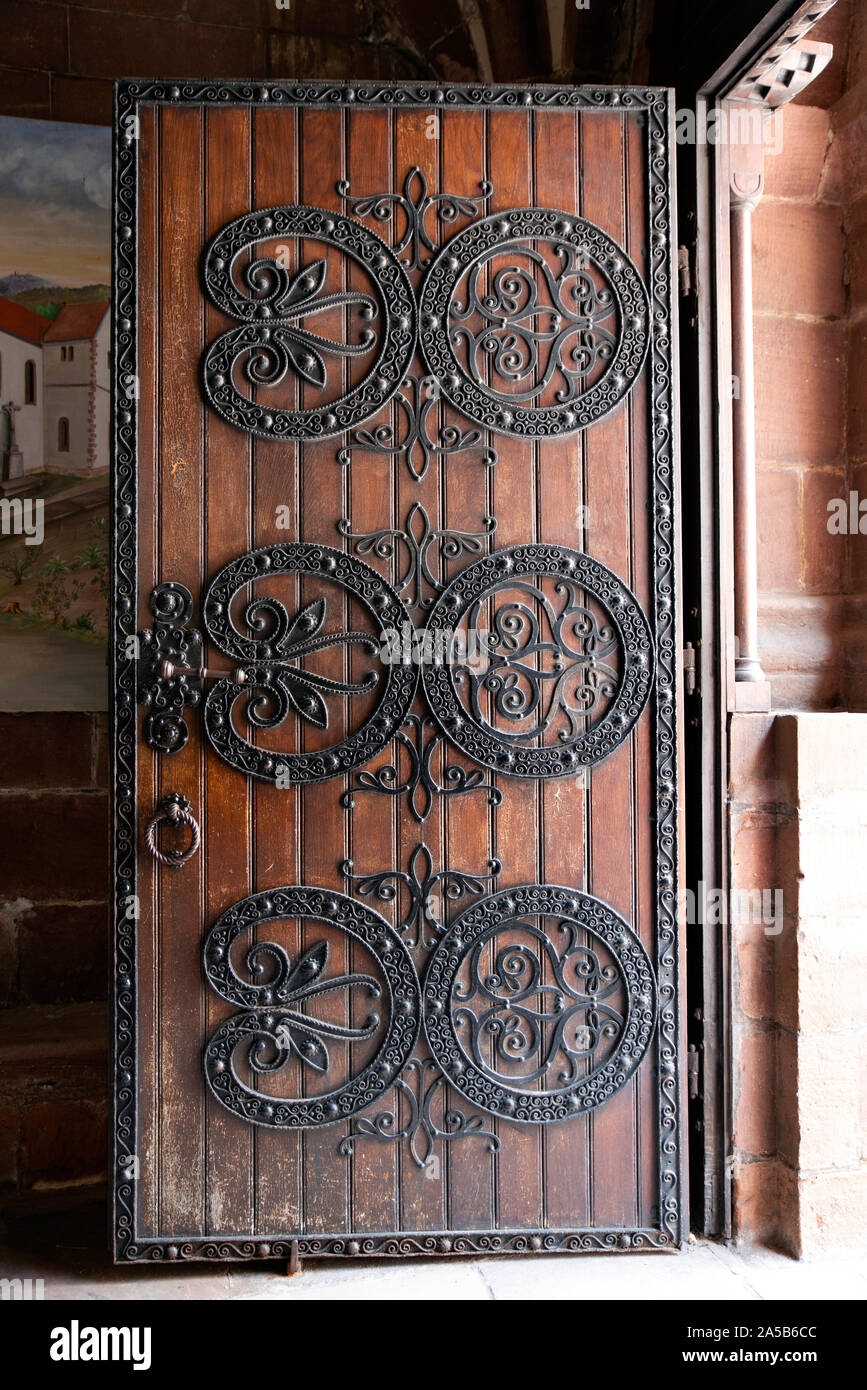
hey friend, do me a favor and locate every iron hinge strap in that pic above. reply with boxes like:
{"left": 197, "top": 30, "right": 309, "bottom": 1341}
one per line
{"left": 683, "top": 641, "right": 698, "bottom": 696}
{"left": 677, "top": 243, "right": 693, "bottom": 299}
{"left": 687, "top": 1042, "right": 702, "bottom": 1101}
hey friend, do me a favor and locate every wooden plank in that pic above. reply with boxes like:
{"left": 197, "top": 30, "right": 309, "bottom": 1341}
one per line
{"left": 298, "top": 104, "right": 352, "bottom": 1237}
{"left": 393, "top": 105, "right": 446, "bottom": 1239}
{"left": 580, "top": 108, "right": 639, "bottom": 1230}
{"left": 250, "top": 103, "right": 304, "bottom": 1239}
{"left": 438, "top": 103, "right": 498, "bottom": 1234}
{"left": 533, "top": 106, "right": 591, "bottom": 1232}
{"left": 155, "top": 103, "right": 206, "bottom": 1236}
{"left": 485, "top": 106, "right": 543, "bottom": 1233}
{"left": 202, "top": 104, "right": 253, "bottom": 1238}
{"left": 341, "top": 103, "right": 402, "bottom": 1238}
{"left": 135, "top": 102, "right": 159, "bottom": 1239}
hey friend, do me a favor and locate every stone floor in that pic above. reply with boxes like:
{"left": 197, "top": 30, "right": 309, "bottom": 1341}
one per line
{"left": 2, "top": 1202, "right": 866, "bottom": 1300}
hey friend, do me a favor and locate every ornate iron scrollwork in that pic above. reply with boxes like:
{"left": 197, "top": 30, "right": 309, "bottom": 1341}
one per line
{"left": 338, "top": 165, "right": 493, "bottom": 272}
{"left": 338, "top": 1057, "right": 499, "bottom": 1168}
{"left": 419, "top": 208, "right": 649, "bottom": 437}
{"left": 137, "top": 582, "right": 203, "bottom": 754}
{"left": 202, "top": 543, "right": 417, "bottom": 783}
{"left": 342, "top": 842, "right": 500, "bottom": 950}
{"left": 203, "top": 887, "right": 421, "bottom": 1128}
{"left": 422, "top": 542, "right": 653, "bottom": 778}
{"left": 201, "top": 206, "right": 417, "bottom": 440}
{"left": 341, "top": 713, "right": 501, "bottom": 824}
{"left": 424, "top": 884, "right": 657, "bottom": 1123}
{"left": 138, "top": 544, "right": 418, "bottom": 784}
{"left": 336, "top": 373, "right": 498, "bottom": 480}
{"left": 337, "top": 502, "right": 496, "bottom": 612}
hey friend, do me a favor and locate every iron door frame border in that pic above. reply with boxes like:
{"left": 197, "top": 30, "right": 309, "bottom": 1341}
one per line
{"left": 111, "top": 77, "right": 686, "bottom": 1262}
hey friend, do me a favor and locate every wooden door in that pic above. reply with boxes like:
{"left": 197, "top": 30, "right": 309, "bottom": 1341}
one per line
{"left": 112, "top": 79, "right": 685, "bottom": 1262}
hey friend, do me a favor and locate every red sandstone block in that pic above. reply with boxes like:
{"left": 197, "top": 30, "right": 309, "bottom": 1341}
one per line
{"left": 754, "top": 317, "right": 845, "bottom": 466}
{"left": 68, "top": 9, "right": 266, "bottom": 79}
{"left": 756, "top": 468, "right": 801, "bottom": 591}
{"left": 763, "top": 107, "right": 830, "bottom": 201}
{"left": 846, "top": 193, "right": 867, "bottom": 319}
{"left": 0, "top": 793, "right": 108, "bottom": 900}
{"left": 94, "top": 713, "right": 109, "bottom": 790}
{"left": 734, "top": 1028, "right": 778, "bottom": 1157}
{"left": 768, "top": 670, "right": 846, "bottom": 708}
{"left": 736, "top": 937, "right": 777, "bottom": 1023}
{"left": 20, "top": 1099, "right": 106, "bottom": 1190}
{"left": 851, "top": 0, "right": 867, "bottom": 86}
{"left": 0, "top": 713, "right": 96, "bottom": 790}
{"left": 758, "top": 595, "right": 847, "bottom": 672}
{"left": 823, "top": 91, "right": 867, "bottom": 205}
{"left": 731, "top": 1158, "right": 784, "bottom": 1246}
{"left": 752, "top": 202, "right": 845, "bottom": 319}
{"left": 790, "top": 2, "right": 851, "bottom": 111}
{"left": 0, "top": 1003, "right": 107, "bottom": 1106}
{"left": 849, "top": 464, "right": 867, "bottom": 591}
{"left": 802, "top": 467, "right": 848, "bottom": 593}
{"left": 728, "top": 711, "right": 790, "bottom": 807}
{"left": 775, "top": 1027, "right": 799, "bottom": 1170}
{"left": 730, "top": 807, "right": 781, "bottom": 891}
{"left": 19, "top": 903, "right": 108, "bottom": 1005}
{"left": 0, "top": 65, "right": 50, "bottom": 119}
{"left": 51, "top": 75, "right": 113, "bottom": 127}
{"left": 0, "top": 1, "right": 68, "bottom": 70}
{"left": 64, "top": 0, "right": 268, "bottom": 23}
{"left": 849, "top": 322, "right": 867, "bottom": 462}
{"left": 0, "top": 1103, "right": 19, "bottom": 1190}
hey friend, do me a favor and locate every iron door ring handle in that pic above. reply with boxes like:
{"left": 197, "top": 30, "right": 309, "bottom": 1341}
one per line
{"left": 145, "top": 794, "right": 200, "bottom": 868}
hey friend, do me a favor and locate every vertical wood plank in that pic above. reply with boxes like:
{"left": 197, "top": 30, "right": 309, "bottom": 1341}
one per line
{"left": 581, "top": 109, "right": 639, "bottom": 1229}
{"left": 341, "top": 104, "right": 402, "bottom": 1237}
{"left": 439, "top": 103, "right": 498, "bottom": 1233}
{"left": 250, "top": 103, "right": 304, "bottom": 1238}
{"left": 298, "top": 105, "right": 352, "bottom": 1237}
{"left": 534, "top": 107, "right": 591, "bottom": 1232}
{"left": 202, "top": 105, "right": 253, "bottom": 1237}
{"left": 156, "top": 103, "right": 206, "bottom": 1236}
{"left": 485, "top": 107, "right": 543, "bottom": 1233}
{"left": 135, "top": 102, "right": 159, "bottom": 1238}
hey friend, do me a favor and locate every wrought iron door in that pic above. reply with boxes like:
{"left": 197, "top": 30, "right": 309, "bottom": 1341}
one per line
{"left": 112, "top": 79, "right": 685, "bottom": 1262}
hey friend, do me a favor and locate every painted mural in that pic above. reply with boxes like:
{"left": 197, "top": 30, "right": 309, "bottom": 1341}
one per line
{"left": 0, "top": 116, "right": 111, "bottom": 710}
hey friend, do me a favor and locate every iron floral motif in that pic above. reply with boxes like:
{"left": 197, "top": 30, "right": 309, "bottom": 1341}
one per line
{"left": 337, "top": 501, "right": 496, "bottom": 612}
{"left": 419, "top": 208, "right": 650, "bottom": 437}
{"left": 342, "top": 842, "right": 500, "bottom": 950}
{"left": 341, "top": 713, "right": 501, "bottom": 824}
{"left": 203, "top": 886, "right": 422, "bottom": 1128}
{"left": 201, "top": 206, "right": 417, "bottom": 440}
{"left": 336, "top": 373, "right": 498, "bottom": 480}
{"left": 338, "top": 1057, "right": 499, "bottom": 1168}
{"left": 338, "top": 165, "right": 493, "bottom": 272}
{"left": 422, "top": 543, "right": 653, "bottom": 778}
{"left": 136, "top": 582, "right": 203, "bottom": 754}
{"left": 424, "top": 884, "right": 658, "bottom": 1123}
{"left": 201, "top": 542, "right": 418, "bottom": 784}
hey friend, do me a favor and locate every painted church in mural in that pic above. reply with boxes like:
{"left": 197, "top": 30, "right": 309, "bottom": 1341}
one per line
{"left": 0, "top": 295, "right": 110, "bottom": 482}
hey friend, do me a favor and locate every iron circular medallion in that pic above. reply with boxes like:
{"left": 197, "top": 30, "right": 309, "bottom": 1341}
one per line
{"left": 202, "top": 542, "right": 418, "bottom": 784}
{"left": 204, "top": 886, "right": 421, "bottom": 1128}
{"left": 419, "top": 207, "right": 649, "bottom": 438}
{"left": 421, "top": 542, "right": 653, "bottom": 779}
{"left": 202, "top": 205, "right": 417, "bottom": 440}
{"left": 424, "top": 884, "right": 657, "bottom": 1123}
